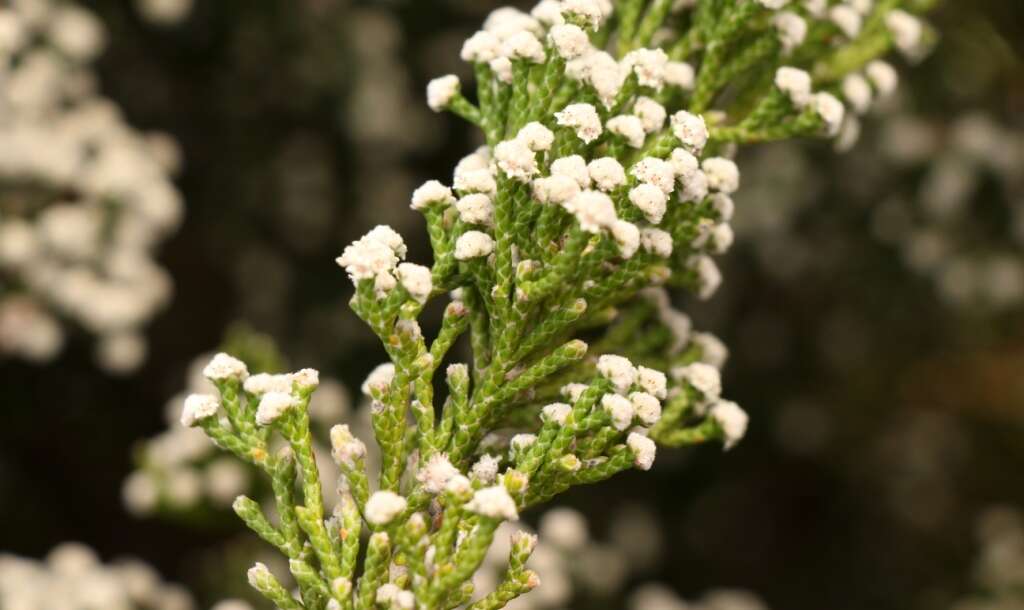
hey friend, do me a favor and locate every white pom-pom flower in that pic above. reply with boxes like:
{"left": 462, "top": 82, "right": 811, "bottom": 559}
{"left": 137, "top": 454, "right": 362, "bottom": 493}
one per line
{"left": 566, "top": 190, "right": 617, "bottom": 233}
{"left": 606, "top": 115, "right": 647, "bottom": 148}
{"left": 640, "top": 228, "right": 674, "bottom": 258}
{"left": 866, "top": 60, "right": 899, "bottom": 97}
{"left": 455, "top": 231, "right": 496, "bottom": 260}
{"left": 597, "top": 354, "right": 637, "bottom": 393}
{"left": 842, "top": 73, "right": 873, "bottom": 115}
{"left": 427, "top": 75, "right": 461, "bottom": 112}
{"left": 885, "top": 9, "right": 923, "bottom": 56}
{"left": 673, "top": 362, "right": 721, "bottom": 399}
{"left": 671, "top": 111, "right": 709, "bottom": 153}
{"left": 456, "top": 193, "right": 495, "bottom": 226}
{"left": 517, "top": 122, "right": 555, "bottom": 152}
{"left": 631, "top": 392, "right": 662, "bottom": 426}
{"left": 633, "top": 96, "right": 667, "bottom": 132}
{"left": 775, "top": 66, "right": 812, "bottom": 107}
{"left": 542, "top": 402, "right": 573, "bottom": 425}
{"left": 494, "top": 139, "right": 539, "bottom": 181}
{"left": 555, "top": 103, "right": 603, "bottom": 143}
{"left": 664, "top": 61, "right": 695, "bottom": 90}
{"left": 636, "top": 366, "right": 668, "bottom": 399}
{"left": 256, "top": 392, "right": 298, "bottom": 426}
{"left": 396, "top": 263, "right": 433, "bottom": 303}
{"left": 773, "top": 11, "right": 807, "bottom": 52}
{"left": 181, "top": 393, "right": 219, "bottom": 427}
{"left": 588, "top": 157, "right": 628, "bottom": 192}
{"left": 631, "top": 157, "right": 676, "bottom": 195}
{"left": 602, "top": 393, "right": 636, "bottom": 430}
{"left": 549, "top": 23, "right": 590, "bottom": 59}
{"left": 710, "top": 400, "right": 749, "bottom": 450}
{"left": 629, "top": 184, "right": 668, "bottom": 224}
{"left": 550, "top": 155, "right": 592, "bottom": 189}
{"left": 365, "top": 491, "right": 408, "bottom": 525}
{"left": 203, "top": 353, "right": 249, "bottom": 382}
{"left": 612, "top": 220, "right": 641, "bottom": 259}
{"left": 417, "top": 453, "right": 461, "bottom": 494}
{"left": 813, "top": 92, "right": 846, "bottom": 137}
{"left": 702, "top": 157, "right": 740, "bottom": 194}
{"left": 622, "top": 47, "right": 668, "bottom": 89}
{"left": 627, "top": 432, "right": 656, "bottom": 470}
{"left": 829, "top": 5, "right": 862, "bottom": 38}
{"left": 465, "top": 485, "right": 519, "bottom": 520}
{"left": 411, "top": 180, "right": 456, "bottom": 210}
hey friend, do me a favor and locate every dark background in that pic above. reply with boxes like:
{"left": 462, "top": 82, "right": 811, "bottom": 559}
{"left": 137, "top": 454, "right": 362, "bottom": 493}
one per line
{"left": 2, "top": 1, "right": 1023, "bottom": 609}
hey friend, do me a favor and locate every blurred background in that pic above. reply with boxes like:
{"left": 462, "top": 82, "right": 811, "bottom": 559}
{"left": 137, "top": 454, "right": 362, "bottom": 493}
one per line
{"left": 1, "top": 1, "right": 1023, "bottom": 609}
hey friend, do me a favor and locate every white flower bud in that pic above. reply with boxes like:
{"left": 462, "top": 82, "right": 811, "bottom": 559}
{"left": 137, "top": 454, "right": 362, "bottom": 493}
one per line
{"left": 256, "top": 392, "right": 297, "bottom": 426}
{"left": 636, "top": 366, "right": 668, "bottom": 399}
{"left": 365, "top": 491, "right": 408, "bottom": 525}
{"left": 510, "top": 433, "right": 538, "bottom": 453}
{"left": 456, "top": 193, "right": 495, "bottom": 226}
{"left": 702, "top": 157, "right": 740, "bottom": 194}
{"left": 842, "top": 73, "right": 873, "bottom": 115}
{"left": 813, "top": 92, "right": 846, "bottom": 137}
{"left": 532, "top": 175, "right": 581, "bottom": 205}
{"left": 631, "top": 157, "right": 676, "bottom": 195}
{"left": 396, "top": 263, "right": 433, "bottom": 303}
{"left": 775, "top": 66, "right": 812, "bottom": 107}
{"left": 470, "top": 454, "right": 501, "bottom": 484}
{"left": 494, "top": 139, "right": 540, "bottom": 181}
{"left": 489, "top": 56, "right": 514, "bottom": 83}
{"left": 602, "top": 393, "right": 635, "bottom": 430}
{"left": 692, "top": 331, "right": 729, "bottom": 369}
{"left": 532, "top": 0, "right": 566, "bottom": 26}
{"left": 555, "top": 103, "right": 603, "bottom": 143}
{"left": 622, "top": 47, "right": 668, "bottom": 89}
{"left": 461, "top": 31, "right": 501, "bottom": 63}
{"left": 517, "top": 122, "right": 555, "bottom": 151}
{"left": 627, "top": 432, "right": 656, "bottom": 470}
{"left": 503, "top": 30, "right": 546, "bottom": 63}
{"left": 550, "top": 155, "right": 592, "bottom": 189}
{"left": 588, "top": 157, "right": 628, "bottom": 191}
{"left": 243, "top": 373, "right": 293, "bottom": 396}
{"left": 664, "top": 61, "right": 695, "bottom": 90}
{"left": 542, "top": 402, "right": 572, "bottom": 425}
{"left": 885, "top": 9, "right": 923, "bottom": 56}
{"left": 773, "top": 11, "right": 807, "bottom": 52}
{"left": 671, "top": 111, "right": 708, "bottom": 154}
{"left": 417, "top": 453, "right": 461, "bottom": 494}
{"left": 427, "top": 75, "right": 461, "bottom": 112}
{"left": 330, "top": 424, "right": 367, "bottom": 465}
{"left": 455, "top": 231, "right": 496, "bottom": 260}
{"left": 710, "top": 400, "right": 749, "bottom": 449}
{"left": 465, "top": 485, "right": 519, "bottom": 520}
{"left": 561, "top": 0, "right": 605, "bottom": 30}
{"left": 693, "top": 254, "right": 722, "bottom": 300}
{"left": 597, "top": 354, "right": 637, "bottom": 393}
{"left": 203, "top": 353, "right": 249, "bottom": 382}
{"left": 829, "top": 5, "right": 862, "bottom": 38}
{"left": 712, "top": 193, "right": 735, "bottom": 222}
{"left": 612, "top": 220, "right": 641, "bottom": 259}
{"left": 633, "top": 96, "right": 667, "bottom": 132}
{"left": 361, "top": 363, "right": 395, "bottom": 396}
{"left": 181, "top": 393, "right": 218, "bottom": 427}
{"left": 411, "top": 180, "right": 456, "bottom": 210}
{"left": 562, "top": 382, "right": 589, "bottom": 402}
{"left": 866, "top": 60, "right": 899, "bottom": 97}
{"left": 549, "top": 23, "right": 589, "bottom": 59}
{"left": 565, "top": 190, "right": 617, "bottom": 233}
{"left": 629, "top": 184, "right": 668, "bottom": 224}
{"left": 606, "top": 115, "right": 647, "bottom": 148}
{"left": 672, "top": 362, "right": 721, "bottom": 399}
{"left": 640, "top": 228, "right": 674, "bottom": 258}
{"left": 631, "top": 392, "right": 662, "bottom": 426}
{"left": 292, "top": 368, "right": 319, "bottom": 391}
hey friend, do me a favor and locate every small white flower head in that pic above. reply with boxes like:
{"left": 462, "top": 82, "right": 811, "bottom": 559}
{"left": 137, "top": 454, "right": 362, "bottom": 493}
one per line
{"left": 203, "top": 353, "right": 249, "bottom": 382}
{"left": 813, "top": 92, "right": 846, "bottom": 137}
{"left": 244, "top": 373, "right": 293, "bottom": 396}
{"left": 602, "top": 393, "right": 636, "bottom": 430}
{"left": 503, "top": 30, "right": 547, "bottom": 63}
{"left": 454, "top": 168, "right": 498, "bottom": 196}
{"left": 247, "top": 563, "right": 272, "bottom": 587}
{"left": 365, "top": 491, "right": 408, "bottom": 525}
{"left": 756, "top": 0, "right": 787, "bottom": 9}
{"left": 885, "top": 9, "right": 923, "bottom": 56}
{"left": 693, "top": 331, "right": 729, "bottom": 369}
{"left": 633, "top": 96, "right": 667, "bottom": 133}
{"left": 494, "top": 139, "right": 540, "bottom": 181}
{"left": 510, "top": 433, "right": 538, "bottom": 455}
{"left": 694, "top": 254, "right": 722, "bottom": 299}
{"left": 640, "top": 227, "right": 674, "bottom": 258}
{"left": 411, "top": 180, "right": 456, "bottom": 210}
{"left": 532, "top": 0, "right": 566, "bottom": 25}
{"left": 376, "top": 584, "right": 400, "bottom": 605}
{"left": 517, "top": 122, "right": 555, "bottom": 152}
{"left": 842, "top": 73, "right": 873, "bottom": 115}
{"left": 671, "top": 111, "right": 709, "bottom": 154}
{"left": 636, "top": 366, "right": 668, "bottom": 399}
{"left": 710, "top": 400, "right": 749, "bottom": 450}
{"left": 456, "top": 193, "right": 495, "bottom": 226}
{"left": 631, "top": 392, "right": 662, "bottom": 426}
{"left": 427, "top": 75, "right": 461, "bottom": 112}
{"left": 606, "top": 115, "right": 647, "bottom": 148}
{"left": 829, "top": 5, "right": 862, "bottom": 38}
{"left": 461, "top": 31, "right": 502, "bottom": 63}
{"left": 455, "top": 231, "right": 496, "bottom": 260}
{"left": 337, "top": 235, "right": 398, "bottom": 282}
{"left": 567, "top": 190, "right": 617, "bottom": 233}
{"left": 562, "top": 382, "right": 589, "bottom": 402}
{"left": 542, "top": 402, "right": 572, "bottom": 425}
{"left": 484, "top": 7, "right": 542, "bottom": 40}
{"left": 678, "top": 168, "right": 709, "bottom": 203}
{"left": 588, "top": 157, "right": 628, "bottom": 192}
{"left": 532, "top": 175, "right": 581, "bottom": 205}
{"left": 556, "top": 103, "right": 603, "bottom": 143}
{"left": 773, "top": 11, "right": 807, "bottom": 52}
{"left": 710, "top": 223, "right": 735, "bottom": 254}
{"left": 256, "top": 392, "right": 298, "bottom": 426}
{"left": 550, "top": 155, "right": 592, "bottom": 189}
{"left": 803, "top": 0, "right": 827, "bottom": 17}
{"left": 365, "top": 225, "right": 407, "bottom": 258}
{"left": 292, "top": 368, "right": 320, "bottom": 391}
{"left": 471, "top": 454, "right": 502, "bottom": 484}
{"left": 361, "top": 363, "right": 395, "bottom": 396}
{"left": 612, "top": 220, "right": 641, "bottom": 259}
{"left": 396, "top": 263, "right": 433, "bottom": 303}
{"left": 465, "top": 485, "right": 519, "bottom": 520}
{"left": 330, "top": 424, "right": 367, "bottom": 465}
{"left": 712, "top": 193, "right": 735, "bottom": 222}
{"left": 417, "top": 453, "right": 461, "bottom": 494}
{"left": 629, "top": 184, "right": 668, "bottom": 224}
{"left": 835, "top": 114, "right": 862, "bottom": 153}
{"left": 622, "top": 47, "right": 669, "bottom": 89}
{"left": 489, "top": 56, "right": 514, "bottom": 83}
{"left": 181, "top": 393, "right": 219, "bottom": 427}
{"left": 632, "top": 157, "right": 677, "bottom": 195}
{"left": 583, "top": 51, "right": 627, "bottom": 106}
{"left": 774, "top": 66, "right": 812, "bottom": 107}
{"left": 669, "top": 147, "right": 699, "bottom": 177}
{"left": 560, "top": 0, "right": 605, "bottom": 30}
{"left": 866, "top": 60, "right": 899, "bottom": 97}
{"left": 673, "top": 362, "right": 721, "bottom": 399}
{"left": 664, "top": 60, "right": 695, "bottom": 90}
{"left": 446, "top": 474, "right": 473, "bottom": 496}
{"left": 627, "top": 432, "right": 656, "bottom": 470}
{"left": 702, "top": 158, "right": 740, "bottom": 194}
{"left": 549, "top": 23, "right": 589, "bottom": 59}
{"left": 394, "top": 591, "right": 415, "bottom": 610}
{"left": 848, "top": 0, "right": 874, "bottom": 15}
{"left": 597, "top": 354, "right": 638, "bottom": 393}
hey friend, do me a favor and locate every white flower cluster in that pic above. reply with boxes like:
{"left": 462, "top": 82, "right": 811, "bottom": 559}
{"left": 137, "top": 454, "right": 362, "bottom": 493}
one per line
{"left": 0, "top": 543, "right": 197, "bottom": 610}
{"left": 123, "top": 352, "right": 352, "bottom": 516}
{"left": 0, "top": 0, "right": 184, "bottom": 373}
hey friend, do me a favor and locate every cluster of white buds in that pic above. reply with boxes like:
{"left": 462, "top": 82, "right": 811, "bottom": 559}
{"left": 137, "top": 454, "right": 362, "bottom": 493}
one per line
{"left": 0, "top": 543, "right": 198, "bottom": 610}
{"left": 0, "top": 0, "right": 184, "bottom": 373}
{"left": 176, "top": 0, "right": 932, "bottom": 607}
